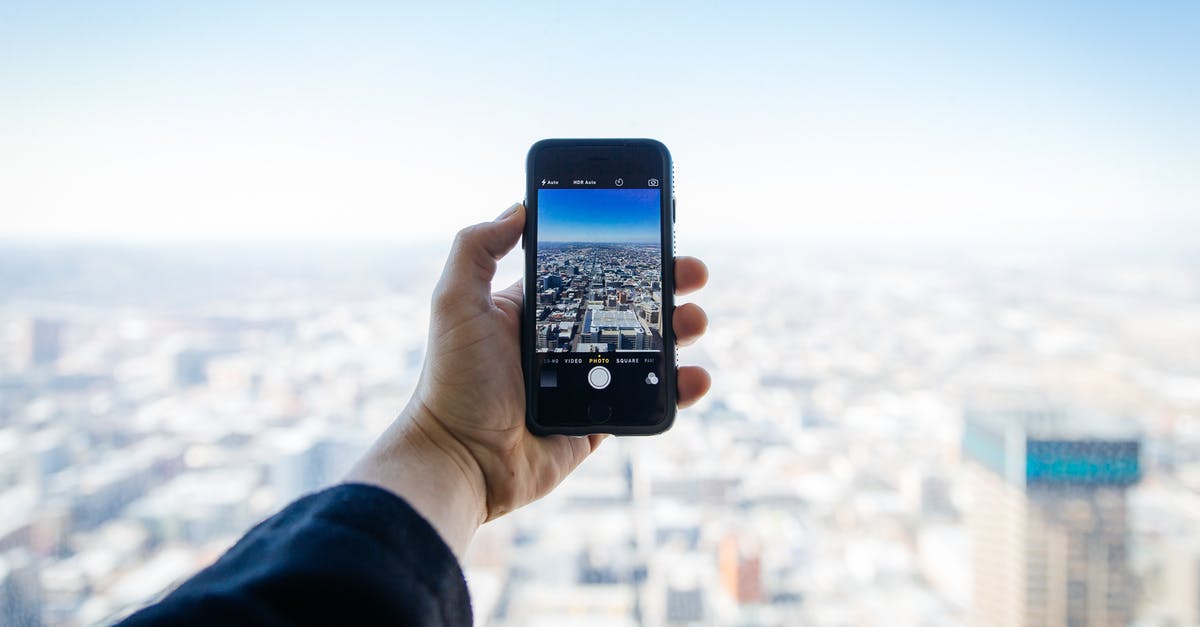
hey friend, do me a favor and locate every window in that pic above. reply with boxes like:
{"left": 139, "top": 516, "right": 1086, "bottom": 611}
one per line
{"left": 2, "top": 3, "right": 1197, "bottom": 626}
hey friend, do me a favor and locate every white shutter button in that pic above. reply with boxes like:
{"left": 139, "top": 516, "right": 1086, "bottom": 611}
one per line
{"left": 587, "top": 366, "right": 611, "bottom": 390}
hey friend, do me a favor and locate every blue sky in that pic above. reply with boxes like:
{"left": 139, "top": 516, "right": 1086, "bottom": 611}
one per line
{"left": 538, "top": 189, "right": 661, "bottom": 244}
{"left": 0, "top": 1, "right": 1196, "bottom": 249}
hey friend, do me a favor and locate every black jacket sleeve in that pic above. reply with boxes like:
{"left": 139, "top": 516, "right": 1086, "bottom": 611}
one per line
{"left": 118, "top": 483, "right": 472, "bottom": 626}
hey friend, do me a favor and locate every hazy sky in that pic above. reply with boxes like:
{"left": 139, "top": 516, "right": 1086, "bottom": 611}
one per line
{"left": 538, "top": 189, "right": 661, "bottom": 244}
{"left": 1, "top": 1, "right": 1197, "bottom": 249}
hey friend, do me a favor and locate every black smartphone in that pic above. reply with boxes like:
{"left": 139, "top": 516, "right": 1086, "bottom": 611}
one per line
{"left": 523, "top": 139, "right": 676, "bottom": 436}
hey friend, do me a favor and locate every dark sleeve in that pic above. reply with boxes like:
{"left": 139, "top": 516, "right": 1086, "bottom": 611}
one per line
{"left": 118, "top": 483, "right": 472, "bottom": 627}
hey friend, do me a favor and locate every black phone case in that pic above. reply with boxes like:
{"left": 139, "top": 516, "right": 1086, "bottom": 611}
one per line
{"left": 523, "top": 138, "right": 677, "bottom": 436}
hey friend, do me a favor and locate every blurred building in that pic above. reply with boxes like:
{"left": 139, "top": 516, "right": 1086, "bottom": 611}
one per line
{"left": 267, "top": 428, "right": 369, "bottom": 503}
{"left": 963, "top": 406, "right": 1141, "bottom": 627}
{"left": 173, "top": 349, "right": 212, "bottom": 388}
{"left": 718, "top": 532, "right": 763, "bottom": 605}
{"left": 664, "top": 584, "right": 703, "bottom": 624}
{"left": 16, "top": 318, "right": 62, "bottom": 371}
{"left": 1158, "top": 541, "right": 1200, "bottom": 626}
{"left": 68, "top": 441, "right": 186, "bottom": 534}
{"left": 0, "top": 549, "right": 42, "bottom": 627}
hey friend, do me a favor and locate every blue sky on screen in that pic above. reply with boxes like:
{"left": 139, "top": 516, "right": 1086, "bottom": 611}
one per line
{"left": 538, "top": 189, "right": 661, "bottom": 244}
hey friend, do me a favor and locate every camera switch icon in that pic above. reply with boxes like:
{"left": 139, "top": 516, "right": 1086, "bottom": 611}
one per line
{"left": 645, "top": 372, "right": 659, "bottom": 385}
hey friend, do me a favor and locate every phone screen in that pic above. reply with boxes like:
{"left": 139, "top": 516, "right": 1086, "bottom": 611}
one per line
{"left": 526, "top": 141, "right": 673, "bottom": 432}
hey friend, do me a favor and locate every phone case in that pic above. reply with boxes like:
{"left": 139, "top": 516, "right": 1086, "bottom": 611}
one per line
{"left": 523, "top": 139, "right": 677, "bottom": 436}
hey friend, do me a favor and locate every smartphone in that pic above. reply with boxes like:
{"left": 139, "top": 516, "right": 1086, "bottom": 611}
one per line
{"left": 523, "top": 139, "right": 676, "bottom": 436}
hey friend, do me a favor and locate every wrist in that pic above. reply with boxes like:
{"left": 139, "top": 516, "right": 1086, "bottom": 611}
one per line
{"left": 345, "top": 400, "right": 487, "bottom": 558}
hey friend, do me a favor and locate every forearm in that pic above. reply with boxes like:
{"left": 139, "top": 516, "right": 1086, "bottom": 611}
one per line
{"left": 344, "top": 399, "right": 488, "bottom": 558}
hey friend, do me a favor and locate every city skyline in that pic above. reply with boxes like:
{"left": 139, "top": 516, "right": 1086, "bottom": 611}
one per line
{"left": 2, "top": 243, "right": 1199, "bottom": 625}
{"left": 4, "top": 243, "right": 1198, "bottom": 625}
{"left": 534, "top": 241, "right": 663, "bottom": 354}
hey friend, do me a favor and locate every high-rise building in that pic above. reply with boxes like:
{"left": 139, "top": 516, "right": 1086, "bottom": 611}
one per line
{"left": 962, "top": 406, "right": 1141, "bottom": 627}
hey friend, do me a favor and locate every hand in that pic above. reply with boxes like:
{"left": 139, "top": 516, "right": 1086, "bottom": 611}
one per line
{"left": 347, "top": 203, "right": 710, "bottom": 556}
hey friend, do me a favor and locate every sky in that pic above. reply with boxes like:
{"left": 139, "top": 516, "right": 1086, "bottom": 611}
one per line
{"left": 538, "top": 189, "right": 661, "bottom": 244}
{"left": 0, "top": 1, "right": 1197, "bottom": 250}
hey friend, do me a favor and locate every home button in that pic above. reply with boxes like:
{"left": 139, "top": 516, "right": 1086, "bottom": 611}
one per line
{"left": 588, "top": 402, "right": 612, "bottom": 424}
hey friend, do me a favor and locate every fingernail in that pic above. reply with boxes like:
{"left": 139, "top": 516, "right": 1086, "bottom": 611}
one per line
{"left": 495, "top": 203, "right": 520, "bottom": 221}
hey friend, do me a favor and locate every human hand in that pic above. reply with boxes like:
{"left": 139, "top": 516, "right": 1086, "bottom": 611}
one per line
{"left": 347, "top": 203, "right": 710, "bottom": 555}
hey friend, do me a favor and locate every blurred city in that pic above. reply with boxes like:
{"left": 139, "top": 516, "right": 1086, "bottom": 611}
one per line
{"left": 2, "top": 242, "right": 1198, "bottom": 626}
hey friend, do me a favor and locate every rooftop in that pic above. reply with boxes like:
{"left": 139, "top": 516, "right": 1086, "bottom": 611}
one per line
{"left": 584, "top": 309, "right": 644, "bottom": 334}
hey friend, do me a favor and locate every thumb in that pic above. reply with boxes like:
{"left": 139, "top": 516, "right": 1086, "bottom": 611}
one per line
{"left": 435, "top": 203, "right": 525, "bottom": 310}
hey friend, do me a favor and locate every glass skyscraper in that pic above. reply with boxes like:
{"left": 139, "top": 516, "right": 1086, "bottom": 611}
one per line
{"left": 963, "top": 405, "right": 1141, "bottom": 627}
